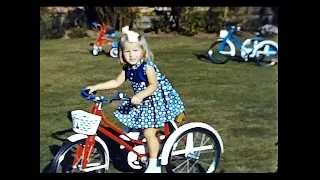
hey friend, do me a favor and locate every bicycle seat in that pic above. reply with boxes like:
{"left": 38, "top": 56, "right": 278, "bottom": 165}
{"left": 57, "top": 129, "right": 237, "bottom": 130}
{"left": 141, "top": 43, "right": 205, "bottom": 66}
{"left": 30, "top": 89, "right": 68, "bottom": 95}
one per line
{"left": 175, "top": 111, "right": 186, "bottom": 123}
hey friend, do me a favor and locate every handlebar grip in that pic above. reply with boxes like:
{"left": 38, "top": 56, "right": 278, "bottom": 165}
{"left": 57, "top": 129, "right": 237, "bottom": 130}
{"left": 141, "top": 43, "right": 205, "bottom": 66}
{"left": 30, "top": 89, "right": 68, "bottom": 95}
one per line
{"left": 80, "top": 88, "right": 97, "bottom": 100}
{"left": 88, "top": 89, "right": 97, "bottom": 94}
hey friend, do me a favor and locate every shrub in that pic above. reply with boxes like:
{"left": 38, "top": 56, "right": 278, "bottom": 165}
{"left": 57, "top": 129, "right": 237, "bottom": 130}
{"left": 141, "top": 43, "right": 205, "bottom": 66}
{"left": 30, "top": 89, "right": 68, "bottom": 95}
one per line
{"left": 179, "top": 7, "right": 207, "bottom": 36}
{"left": 40, "top": 7, "right": 65, "bottom": 40}
{"left": 68, "top": 28, "right": 88, "bottom": 38}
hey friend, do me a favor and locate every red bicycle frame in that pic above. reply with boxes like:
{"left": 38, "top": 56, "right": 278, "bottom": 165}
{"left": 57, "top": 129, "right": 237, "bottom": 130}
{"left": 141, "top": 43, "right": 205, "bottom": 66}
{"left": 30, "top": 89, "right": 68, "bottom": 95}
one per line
{"left": 94, "top": 23, "right": 117, "bottom": 47}
{"left": 74, "top": 102, "right": 172, "bottom": 169}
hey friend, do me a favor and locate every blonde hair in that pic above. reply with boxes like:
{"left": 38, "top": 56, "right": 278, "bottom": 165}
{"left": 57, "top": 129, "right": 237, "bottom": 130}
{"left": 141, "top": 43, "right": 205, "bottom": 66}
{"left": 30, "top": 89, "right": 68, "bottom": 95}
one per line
{"left": 118, "top": 34, "right": 154, "bottom": 66}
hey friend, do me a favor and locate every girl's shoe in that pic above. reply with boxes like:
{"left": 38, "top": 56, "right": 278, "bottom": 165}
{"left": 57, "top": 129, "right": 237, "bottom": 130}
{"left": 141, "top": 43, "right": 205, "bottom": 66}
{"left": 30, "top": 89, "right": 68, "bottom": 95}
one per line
{"left": 144, "top": 166, "right": 161, "bottom": 173}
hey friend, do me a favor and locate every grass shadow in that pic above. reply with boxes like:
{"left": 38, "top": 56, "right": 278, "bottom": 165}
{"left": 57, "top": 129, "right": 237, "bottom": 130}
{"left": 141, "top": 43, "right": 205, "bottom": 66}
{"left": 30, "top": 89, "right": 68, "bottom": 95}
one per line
{"left": 192, "top": 53, "right": 214, "bottom": 64}
{"left": 41, "top": 145, "right": 63, "bottom": 173}
{"left": 193, "top": 52, "right": 260, "bottom": 65}
{"left": 42, "top": 111, "right": 143, "bottom": 173}
{"left": 193, "top": 52, "right": 234, "bottom": 64}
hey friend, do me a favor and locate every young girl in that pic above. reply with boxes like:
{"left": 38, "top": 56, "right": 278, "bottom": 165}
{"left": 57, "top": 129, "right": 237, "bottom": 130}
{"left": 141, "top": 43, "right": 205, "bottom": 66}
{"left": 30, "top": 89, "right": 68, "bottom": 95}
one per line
{"left": 86, "top": 27, "right": 185, "bottom": 173}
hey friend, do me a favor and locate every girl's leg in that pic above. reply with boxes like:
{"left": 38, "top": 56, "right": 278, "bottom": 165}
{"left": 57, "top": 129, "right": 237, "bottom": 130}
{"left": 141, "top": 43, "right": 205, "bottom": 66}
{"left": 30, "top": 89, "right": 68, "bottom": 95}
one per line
{"left": 144, "top": 128, "right": 160, "bottom": 158}
{"left": 144, "top": 128, "right": 161, "bottom": 173}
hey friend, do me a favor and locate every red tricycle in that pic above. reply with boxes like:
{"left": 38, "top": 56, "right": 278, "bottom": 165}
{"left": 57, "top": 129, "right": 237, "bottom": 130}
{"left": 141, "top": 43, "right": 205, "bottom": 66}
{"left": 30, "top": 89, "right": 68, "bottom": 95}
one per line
{"left": 91, "top": 22, "right": 119, "bottom": 58}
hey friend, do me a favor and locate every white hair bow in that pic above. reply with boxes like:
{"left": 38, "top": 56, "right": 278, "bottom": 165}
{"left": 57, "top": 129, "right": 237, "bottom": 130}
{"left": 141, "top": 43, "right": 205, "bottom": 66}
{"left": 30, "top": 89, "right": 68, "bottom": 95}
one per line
{"left": 122, "top": 25, "right": 140, "bottom": 43}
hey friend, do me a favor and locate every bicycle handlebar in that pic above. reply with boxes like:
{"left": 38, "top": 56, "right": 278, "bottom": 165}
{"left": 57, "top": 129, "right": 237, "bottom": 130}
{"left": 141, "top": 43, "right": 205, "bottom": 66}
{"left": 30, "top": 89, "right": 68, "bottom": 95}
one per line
{"left": 223, "top": 21, "right": 241, "bottom": 31}
{"left": 92, "top": 22, "right": 100, "bottom": 28}
{"left": 80, "top": 88, "right": 131, "bottom": 103}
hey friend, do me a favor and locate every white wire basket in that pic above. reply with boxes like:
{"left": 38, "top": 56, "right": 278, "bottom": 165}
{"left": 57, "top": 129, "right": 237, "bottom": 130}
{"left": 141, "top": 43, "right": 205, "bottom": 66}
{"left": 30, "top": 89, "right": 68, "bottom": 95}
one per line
{"left": 71, "top": 110, "right": 102, "bottom": 135}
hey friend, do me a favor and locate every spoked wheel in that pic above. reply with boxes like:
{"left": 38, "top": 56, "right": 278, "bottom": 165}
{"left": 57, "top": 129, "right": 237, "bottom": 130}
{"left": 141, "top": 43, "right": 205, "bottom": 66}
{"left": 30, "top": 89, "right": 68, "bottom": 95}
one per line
{"left": 207, "top": 40, "right": 232, "bottom": 64}
{"left": 255, "top": 43, "right": 278, "bottom": 67}
{"left": 165, "top": 127, "right": 222, "bottom": 173}
{"left": 242, "top": 38, "right": 264, "bottom": 61}
{"left": 50, "top": 139, "right": 108, "bottom": 173}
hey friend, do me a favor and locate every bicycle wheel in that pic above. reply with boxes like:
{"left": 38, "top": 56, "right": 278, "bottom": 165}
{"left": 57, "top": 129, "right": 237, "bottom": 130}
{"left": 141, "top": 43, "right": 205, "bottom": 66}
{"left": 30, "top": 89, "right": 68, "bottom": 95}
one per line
{"left": 254, "top": 42, "right": 278, "bottom": 67}
{"left": 109, "top": 47, "right": 118, "bottom": 58}
{"left": 165, "top": 127, "right": 222, "bottom": 173}
{"left": 50, "top": 139, "right": 108, "bottom": 173}
{"left": 207, "top": 40, "right": 232, "bottom": 64}
{"left": 242, "top": 38, "right": 264, "bottom": 61}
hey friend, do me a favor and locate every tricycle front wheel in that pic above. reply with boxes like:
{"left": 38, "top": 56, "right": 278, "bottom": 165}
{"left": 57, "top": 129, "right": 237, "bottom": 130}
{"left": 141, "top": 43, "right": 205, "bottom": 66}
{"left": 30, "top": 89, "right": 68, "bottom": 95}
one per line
{"left": 92, "top": 45, "right": 100, "bottom": 56}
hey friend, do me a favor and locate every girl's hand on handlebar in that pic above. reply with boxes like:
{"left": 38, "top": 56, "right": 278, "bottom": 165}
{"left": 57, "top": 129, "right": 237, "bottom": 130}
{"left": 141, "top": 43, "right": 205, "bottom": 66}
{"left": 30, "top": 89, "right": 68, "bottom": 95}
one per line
{"left": 86, "top": 86, "right": 97, "bottom": 94}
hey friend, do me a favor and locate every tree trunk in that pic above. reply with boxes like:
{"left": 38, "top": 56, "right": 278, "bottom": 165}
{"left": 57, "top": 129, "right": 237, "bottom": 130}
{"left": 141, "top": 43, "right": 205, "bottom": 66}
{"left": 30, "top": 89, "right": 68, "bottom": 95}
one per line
{"left": 112, "top": 7, "right": 118, "bottom": 28}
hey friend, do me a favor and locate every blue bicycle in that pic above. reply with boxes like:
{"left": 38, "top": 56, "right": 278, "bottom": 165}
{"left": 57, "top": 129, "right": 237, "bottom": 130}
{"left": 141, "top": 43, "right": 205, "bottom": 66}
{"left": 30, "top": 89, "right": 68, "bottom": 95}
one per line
{"left": 207, "top": 22, "right": 278, "bottom": 67}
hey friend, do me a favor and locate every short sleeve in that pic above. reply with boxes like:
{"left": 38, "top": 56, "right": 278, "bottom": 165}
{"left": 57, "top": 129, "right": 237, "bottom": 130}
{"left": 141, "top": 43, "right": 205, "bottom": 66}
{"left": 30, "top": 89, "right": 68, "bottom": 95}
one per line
{"left": 143, "top": 61, "right": 157, "bottom": 72}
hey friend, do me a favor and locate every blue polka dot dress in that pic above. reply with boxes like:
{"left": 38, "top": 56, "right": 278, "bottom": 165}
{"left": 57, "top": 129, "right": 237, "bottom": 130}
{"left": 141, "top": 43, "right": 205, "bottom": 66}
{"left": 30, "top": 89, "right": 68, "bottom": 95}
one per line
{"left": 114, "top": 60, "right": 185, "bottom": 129}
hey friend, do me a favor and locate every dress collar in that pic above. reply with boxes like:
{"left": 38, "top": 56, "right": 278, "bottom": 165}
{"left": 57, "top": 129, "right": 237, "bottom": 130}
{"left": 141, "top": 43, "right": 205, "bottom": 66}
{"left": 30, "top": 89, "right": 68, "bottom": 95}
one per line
{"left": 127, "top": 60, "right": 143, "bottom": 70}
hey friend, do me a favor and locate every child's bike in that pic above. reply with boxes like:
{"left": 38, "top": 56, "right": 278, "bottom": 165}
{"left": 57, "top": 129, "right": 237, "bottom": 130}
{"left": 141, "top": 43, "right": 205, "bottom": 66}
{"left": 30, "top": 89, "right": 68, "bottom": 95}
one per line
{"left": 91, "top": 22, "right": 119, "bottom": 58}
{"left": 49, "top": 88, "right": 224, "bottom": 173}
{"left": 207, "top": 22, "right": 278, "bottom": 67}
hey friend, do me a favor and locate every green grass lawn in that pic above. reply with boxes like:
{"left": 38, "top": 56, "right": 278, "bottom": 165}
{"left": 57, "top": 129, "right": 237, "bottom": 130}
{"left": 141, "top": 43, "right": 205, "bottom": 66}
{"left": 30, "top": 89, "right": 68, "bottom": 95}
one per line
{"left": 40, "top": 36, "right": 278, "bottom": 173}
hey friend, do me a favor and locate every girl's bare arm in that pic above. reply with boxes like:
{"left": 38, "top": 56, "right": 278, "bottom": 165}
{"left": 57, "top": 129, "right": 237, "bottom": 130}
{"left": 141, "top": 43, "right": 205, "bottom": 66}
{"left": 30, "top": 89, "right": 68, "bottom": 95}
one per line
{"left": 88, "top": 70, "right": 126, "bottom": 93}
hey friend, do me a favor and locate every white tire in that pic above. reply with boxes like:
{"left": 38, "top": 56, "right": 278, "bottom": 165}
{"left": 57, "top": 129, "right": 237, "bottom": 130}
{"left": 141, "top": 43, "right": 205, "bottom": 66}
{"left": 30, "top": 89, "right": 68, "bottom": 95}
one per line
{"left": 109, "top": 48, "right": 118, "bottom": 58}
